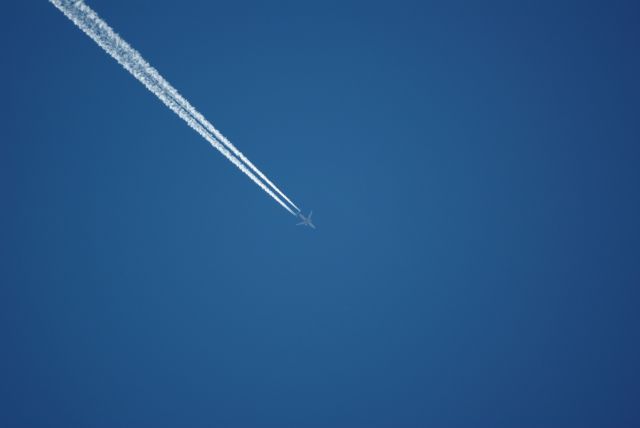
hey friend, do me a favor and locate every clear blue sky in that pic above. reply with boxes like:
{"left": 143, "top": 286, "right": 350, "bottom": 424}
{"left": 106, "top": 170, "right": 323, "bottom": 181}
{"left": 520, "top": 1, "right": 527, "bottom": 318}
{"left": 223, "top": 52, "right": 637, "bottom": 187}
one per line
{"left": 2, "top": 0, "right": 640, "bottom": 426}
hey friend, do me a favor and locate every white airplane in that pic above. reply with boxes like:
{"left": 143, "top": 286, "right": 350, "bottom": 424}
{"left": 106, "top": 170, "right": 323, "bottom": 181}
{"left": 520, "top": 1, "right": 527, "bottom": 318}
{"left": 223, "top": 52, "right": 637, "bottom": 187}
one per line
{"left": 297, "top": 211, "right": 315, "bottom": 229}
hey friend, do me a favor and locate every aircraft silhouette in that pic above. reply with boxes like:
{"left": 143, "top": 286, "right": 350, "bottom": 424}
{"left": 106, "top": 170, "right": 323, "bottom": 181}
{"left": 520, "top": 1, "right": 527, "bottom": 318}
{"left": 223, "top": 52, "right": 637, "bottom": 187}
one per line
{"left": 296, "top": 211, "right": 315, "bottom": 229}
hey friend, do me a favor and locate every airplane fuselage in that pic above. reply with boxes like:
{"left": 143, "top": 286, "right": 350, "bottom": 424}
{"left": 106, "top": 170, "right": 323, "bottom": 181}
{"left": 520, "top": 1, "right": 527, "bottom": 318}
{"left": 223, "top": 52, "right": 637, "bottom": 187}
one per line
{"left": 297, "top": 211, "right": 315, "bottom": 229}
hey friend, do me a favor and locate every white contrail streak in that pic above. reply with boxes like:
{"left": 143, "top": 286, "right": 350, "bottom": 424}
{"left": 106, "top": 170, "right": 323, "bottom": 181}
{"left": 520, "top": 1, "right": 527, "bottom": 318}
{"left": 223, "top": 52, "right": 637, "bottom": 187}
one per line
{"left": 126, "top": 55, "right": 302, "bottom": 213}
{"left": 64, "top": 1, "right": 301, "bottom": 213}
{"left": 49, "top": 0, "right": 298, "bottom": 215}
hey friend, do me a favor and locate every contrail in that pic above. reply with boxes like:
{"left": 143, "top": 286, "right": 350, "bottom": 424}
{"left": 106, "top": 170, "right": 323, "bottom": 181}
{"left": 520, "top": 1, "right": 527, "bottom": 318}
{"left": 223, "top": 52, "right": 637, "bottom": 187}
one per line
{"left": 62, "top": 0, "right": 301, "bottom": 213}
{"left": 49, "top": 0, "right": 299, "bottom": 215}
{"left": 120, "top": 46, "right": 302, "bottom": 213}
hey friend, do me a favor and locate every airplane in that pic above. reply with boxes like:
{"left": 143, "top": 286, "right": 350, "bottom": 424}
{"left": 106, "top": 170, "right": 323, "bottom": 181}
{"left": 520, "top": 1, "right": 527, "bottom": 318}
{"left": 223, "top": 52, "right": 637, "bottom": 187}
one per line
{"left": 297, "top": 211, "right": 315, "bottom": 229}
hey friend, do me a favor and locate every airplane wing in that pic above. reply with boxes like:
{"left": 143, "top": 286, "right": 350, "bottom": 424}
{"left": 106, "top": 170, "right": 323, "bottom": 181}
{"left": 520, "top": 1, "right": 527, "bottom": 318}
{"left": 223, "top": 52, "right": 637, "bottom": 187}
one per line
{"left": 308, "top": 211, "right": 313, "bottom": 219}
{"left": 296, "top": 221, "right": 305, "bottom": 226}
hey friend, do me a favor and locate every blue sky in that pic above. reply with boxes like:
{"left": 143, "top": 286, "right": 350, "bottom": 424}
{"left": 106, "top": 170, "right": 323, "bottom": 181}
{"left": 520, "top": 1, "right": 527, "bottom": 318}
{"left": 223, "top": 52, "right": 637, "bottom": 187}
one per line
{"left": 2, "top": 1, "right": 640, "bottom": 426}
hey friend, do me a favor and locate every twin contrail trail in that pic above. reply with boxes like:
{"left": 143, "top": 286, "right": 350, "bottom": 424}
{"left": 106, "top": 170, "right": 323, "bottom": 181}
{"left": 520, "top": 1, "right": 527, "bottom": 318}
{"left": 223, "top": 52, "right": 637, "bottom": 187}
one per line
{"left": 49, "top": 0, "right": 300, "bottom": 216}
